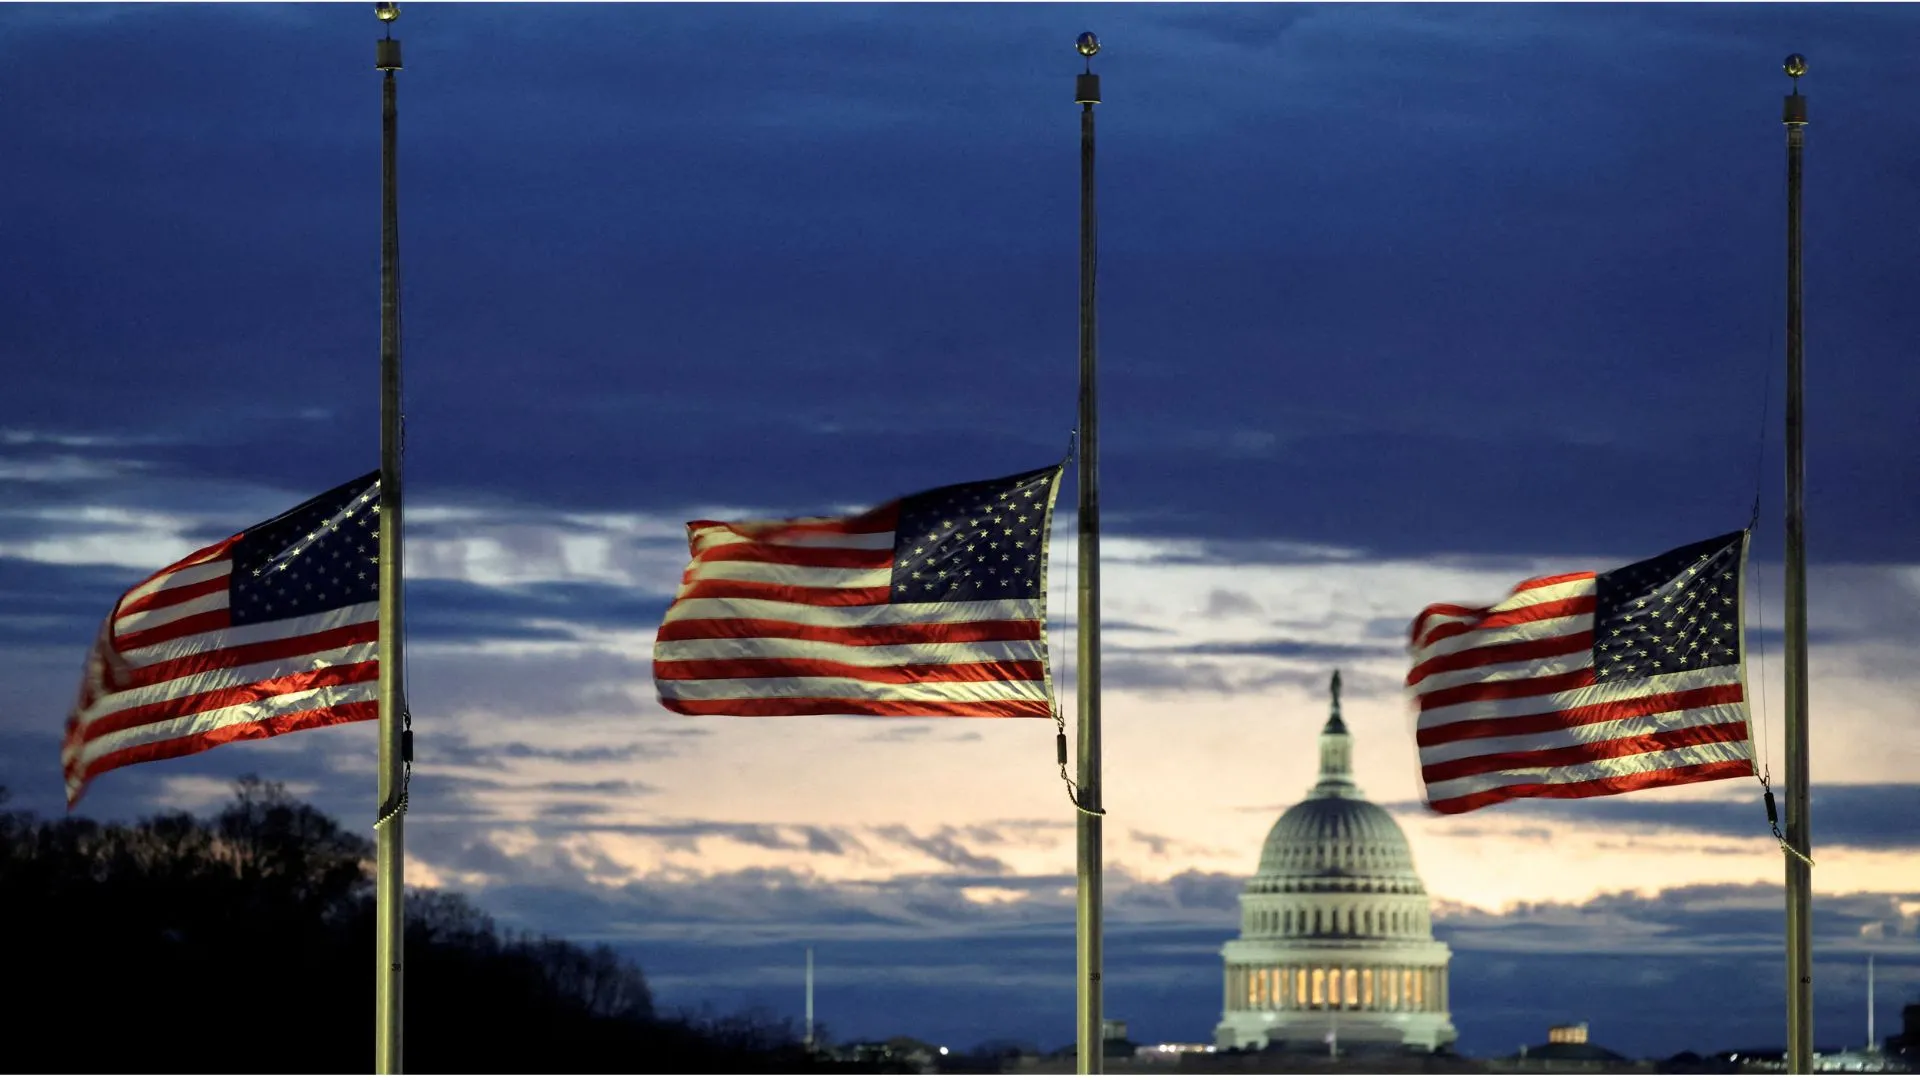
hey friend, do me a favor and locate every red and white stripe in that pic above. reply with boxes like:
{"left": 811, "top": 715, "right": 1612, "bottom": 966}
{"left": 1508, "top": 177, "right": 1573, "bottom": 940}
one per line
{"left": 62, "top": 536, "right": 379, "bottom": 806}
{"left": 653, "top": 504, "right": 1052, "bottom": 717}
{"left": 1407, "top": 570, "right": 1750, "bottom": 815}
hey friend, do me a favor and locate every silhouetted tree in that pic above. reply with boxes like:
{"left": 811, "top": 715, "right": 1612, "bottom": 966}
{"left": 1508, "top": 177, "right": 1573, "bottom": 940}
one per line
{"left": 0, "top": 778, "right": 824, "bottom": 1073}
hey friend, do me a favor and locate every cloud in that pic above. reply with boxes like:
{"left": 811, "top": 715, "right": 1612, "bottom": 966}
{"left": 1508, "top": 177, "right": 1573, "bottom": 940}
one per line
{"left": 1145, "top": 638, "right": 1400, "bottom": 662}
{"left": 1125, "top": 831, "right": 1234, "bottom": 865}
{"left": 1401, "top": 785, "right": 1920, "bottom": 854}
{"left": 493, "top": 740, "right": 690, "bottom": 765}
{"left": 1115, "top": 538, "right": 1369, "bottom": 569}
{"left": 400, "top": 578, "right": 674, "bottom": 645}
{"left": 1436, "top": 883, "right": 1920, "bottom": 969}
{"left": 1130, "top": 829, "right": 1178, "bottom": 858}
{"left": 501, "top": 819, "right": 872, "bottom": 864}
{"left": 797, "top": 826, "right": 857, "bottom": 857}
{"left": 0, "top": 454, "right": 152, "bottom": 484}
{"left": 871, "top": 826, "right": 1011, "bottom": 876}
{"left": 405, "top": 647, "right": 660, "bottom": 721}
{"left": 423, "top": 732, "right": 707, "bottom": 772}
{"left": 540, "top": 801, "right": 612, "bottom": 820}
{"left": 542, "top": 779, "right": 655, "bottom": 796}
{"left": 1098, "top": 657, "right": 1239, "bottom": 696}
{"left": 1201, "top": 589, "right": 1264, "bottom": 619}
{"left": 1076, "top": 650, "right": 1402, "bottom": 701}
{"left": 421, "top": 847, "right": 1920, "bottom": 1061}
{"left": 0, "top": 557, "right": 136, "bottom": 646}
{"left": 12, "top": 5, "right": 1920, "bottom": 562}
{"left": 633, "top": 823, "right": 808, "bottom": 854}
{"left": 1152, "top": 5, "right": 1319, "bottom": 52}
{"left": 1048, "top": 618, "right": 1176, "bottom": 636}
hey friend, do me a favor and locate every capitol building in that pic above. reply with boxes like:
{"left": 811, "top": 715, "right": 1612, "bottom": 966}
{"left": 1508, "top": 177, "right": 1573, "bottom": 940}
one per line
{"left": 1214, "top": 672, "right": 1457, "bottom": 1054}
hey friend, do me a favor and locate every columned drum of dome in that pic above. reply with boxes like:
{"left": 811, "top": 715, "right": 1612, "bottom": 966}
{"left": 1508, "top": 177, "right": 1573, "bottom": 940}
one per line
{"left": 1215, "top": 672, "right": 1457, "bottom": 1053}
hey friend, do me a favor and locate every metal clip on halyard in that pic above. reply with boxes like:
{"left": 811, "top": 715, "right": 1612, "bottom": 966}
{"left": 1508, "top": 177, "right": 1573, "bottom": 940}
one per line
{"left": 374, "top": 706, "right": 413, "bottom": 828}
{"left": 1057, "top": 711, "right": 1105, "bottom": 817}
{"left": 1761, "top": 771, "right": 1813, "bottom": 867}
{"left": 1051, "top": 428, "right": 1101, "bottom": 817}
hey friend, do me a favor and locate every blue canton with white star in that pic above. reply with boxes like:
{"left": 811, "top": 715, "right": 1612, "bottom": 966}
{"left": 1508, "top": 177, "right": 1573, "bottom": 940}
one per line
{"left": 888, "top": 467, "right": 1060, "bottom": 603}
{"left": 1591, "top": 531, "right": 1744, "bottom": 683}
{"left": 228, "top": 472, "right": 382, "bottom": 626}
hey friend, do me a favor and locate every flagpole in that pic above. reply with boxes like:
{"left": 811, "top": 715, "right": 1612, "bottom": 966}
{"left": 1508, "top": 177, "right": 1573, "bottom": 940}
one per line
{"left": 1780, "top": 52, "right": 1813, "bottom": 1077}
{"left": 374, "top": 2, "right": 408, "bottom": 1073}
{"left": 1072, "top": 30, "right": 1104, "bottom": 1077}
{"left": 1868, "top": 954, "right": 1876, "bottom": 1052}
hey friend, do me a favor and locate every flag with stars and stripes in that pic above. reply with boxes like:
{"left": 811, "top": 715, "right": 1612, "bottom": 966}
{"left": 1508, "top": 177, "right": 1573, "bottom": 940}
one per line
{"left": 1407, "top": 531, "right": 1752, "bottom": 814}
{"left": 62, "top": 472, "right": 382, "bottom": 807}
{"left": 653, "top": 465, "right": 1064, "bottom": 718}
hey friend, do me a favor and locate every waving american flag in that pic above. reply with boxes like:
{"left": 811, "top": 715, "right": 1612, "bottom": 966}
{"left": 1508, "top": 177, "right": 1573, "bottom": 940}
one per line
{"left": 63, "top": 473, "right": 382, "bottom": 806}
{"left": 1408, "top": 531, "right": 1754, "bottom": 814}
{"left": 653, "top": 465, "right": 1063, "bottom": 718}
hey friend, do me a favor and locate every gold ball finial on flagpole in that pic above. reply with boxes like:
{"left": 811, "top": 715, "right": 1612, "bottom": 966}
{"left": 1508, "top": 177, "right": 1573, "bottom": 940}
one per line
{"left": 1075, "top": 31, "right": 1101, "bottom": 103}
{"left": 375, "top": 0, "right": 402, "bottom": 69}
{"left": 1783, "top": 53, "right": 1806, "bottom": 126}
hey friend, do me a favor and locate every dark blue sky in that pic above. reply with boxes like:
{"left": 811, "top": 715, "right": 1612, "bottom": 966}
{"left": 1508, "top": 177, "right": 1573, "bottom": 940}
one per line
{"left": 8, "top": 3, "right": 1920, "bottom": 559}
{"left": 2, "top": 2, "right": 1917, "bottom": 1062}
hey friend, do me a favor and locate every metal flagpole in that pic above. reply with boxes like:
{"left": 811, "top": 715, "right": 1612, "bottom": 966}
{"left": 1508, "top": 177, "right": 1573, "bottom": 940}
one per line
{"left": 805, "top": 947, "right": 815, "bottom": 1050}
{"left": 1072, "top": 29, "right": 1104, "bottom": 1077}
{"left": 1868, "top": 954, "right": 1876, "bottom": 1052}
{"left": 1780, "top": 52, "right": 1813, "bottom": 1077}
{"left": 375, "top": 2, "right": 409, "bottom": 1073}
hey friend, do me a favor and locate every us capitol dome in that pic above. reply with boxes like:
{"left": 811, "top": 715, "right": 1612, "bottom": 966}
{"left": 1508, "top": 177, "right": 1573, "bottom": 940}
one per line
{"left": 1214, "top": 671, "right": 1457, "bottom": 1054}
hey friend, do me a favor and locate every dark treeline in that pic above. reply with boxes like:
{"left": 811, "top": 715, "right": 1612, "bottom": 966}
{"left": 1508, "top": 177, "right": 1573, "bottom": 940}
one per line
{"left": 0, "top": 777, "right": 841, "bottom": 1073}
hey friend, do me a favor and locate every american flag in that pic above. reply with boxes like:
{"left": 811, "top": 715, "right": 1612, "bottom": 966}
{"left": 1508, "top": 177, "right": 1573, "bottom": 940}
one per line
{"left": 653, "top": 465, "right": 1063, "bottom": 718}
{"left": 1407, "top": 531, "right": 1753, "bottom": 814}
{"left": 62, "top": 473, "right": 382, "bottom": 806}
